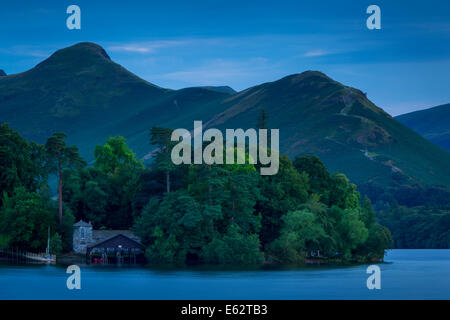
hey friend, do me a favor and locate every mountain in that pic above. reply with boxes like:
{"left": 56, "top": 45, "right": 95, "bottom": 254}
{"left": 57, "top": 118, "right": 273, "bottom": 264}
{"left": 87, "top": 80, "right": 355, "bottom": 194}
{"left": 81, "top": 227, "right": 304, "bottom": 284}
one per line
{"left": 0, "top": 70, "right": 6, "bottom": 77}
{"left": 395, "top": 103, "right": 450, "bottom": 152}
{"left": 0, "top": 42, "right": 232, "bottom": 161}
{"left": 1, "top": 42, "right": 450, "bottom": 197}
{"left": 206, "top": 72, "right": 450, "bottom": 191}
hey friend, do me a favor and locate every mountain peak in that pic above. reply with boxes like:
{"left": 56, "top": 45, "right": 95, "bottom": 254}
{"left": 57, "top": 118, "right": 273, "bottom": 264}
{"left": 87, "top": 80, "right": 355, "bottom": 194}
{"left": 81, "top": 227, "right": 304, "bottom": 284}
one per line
{"left": 281, "top": 71, "right": 335, "bottom": 84}
{"left": 0, "top": 69, "right": 6, "bottom": 77}
{"left": 66, "top": 42, "right": 111, "bottom": 60}
{"left": 34, "top": 42, "right": 111, "bottom": 70}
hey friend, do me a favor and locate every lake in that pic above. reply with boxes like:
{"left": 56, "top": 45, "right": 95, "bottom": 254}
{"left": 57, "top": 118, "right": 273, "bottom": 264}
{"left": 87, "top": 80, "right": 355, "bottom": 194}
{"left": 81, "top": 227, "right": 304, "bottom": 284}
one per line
{"left": 0, "top": 249, "right": 449, "bottom": 299}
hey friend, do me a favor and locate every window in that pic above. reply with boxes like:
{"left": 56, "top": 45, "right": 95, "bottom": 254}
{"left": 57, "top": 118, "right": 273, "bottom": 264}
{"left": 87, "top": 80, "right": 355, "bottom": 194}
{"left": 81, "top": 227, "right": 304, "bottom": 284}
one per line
{"left": 80, "top": 228, "right": 85, "bottom": 239}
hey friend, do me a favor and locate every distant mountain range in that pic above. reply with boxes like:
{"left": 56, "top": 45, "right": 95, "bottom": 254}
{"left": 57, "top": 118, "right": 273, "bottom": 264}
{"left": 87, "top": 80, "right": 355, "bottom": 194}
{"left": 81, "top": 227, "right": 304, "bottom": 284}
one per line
{"left": 1, "top": 42, "right": 450, "bottom": 199}
{"left": 396, "top": 103, "right": 450, "bottom": 152}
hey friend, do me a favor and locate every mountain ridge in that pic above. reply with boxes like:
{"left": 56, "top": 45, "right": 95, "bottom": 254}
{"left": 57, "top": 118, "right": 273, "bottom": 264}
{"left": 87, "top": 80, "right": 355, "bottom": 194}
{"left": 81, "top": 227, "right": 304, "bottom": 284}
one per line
{"left": 396, "top": 103, "right": 450, "bottom": 152}
{"left": 1, "top": 42, "right": 449, "bottom": 197}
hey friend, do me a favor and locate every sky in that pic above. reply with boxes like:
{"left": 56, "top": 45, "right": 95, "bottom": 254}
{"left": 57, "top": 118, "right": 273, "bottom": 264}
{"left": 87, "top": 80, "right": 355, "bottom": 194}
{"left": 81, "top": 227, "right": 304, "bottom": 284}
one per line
{"left": 0, "top": 0, "right": 449, "bottom": 116}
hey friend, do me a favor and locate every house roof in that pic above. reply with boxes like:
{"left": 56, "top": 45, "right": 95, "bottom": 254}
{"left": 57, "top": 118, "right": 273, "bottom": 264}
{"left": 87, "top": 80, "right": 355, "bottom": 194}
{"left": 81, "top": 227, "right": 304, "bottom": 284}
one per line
{"left": 73, "top": 220, "right": 92, "bottom": 227}
{"left": 87, "top": 232, "right": 144, "bottom": 249}
{"left": 92, "top": 230, "right": 140, "bottom": 243}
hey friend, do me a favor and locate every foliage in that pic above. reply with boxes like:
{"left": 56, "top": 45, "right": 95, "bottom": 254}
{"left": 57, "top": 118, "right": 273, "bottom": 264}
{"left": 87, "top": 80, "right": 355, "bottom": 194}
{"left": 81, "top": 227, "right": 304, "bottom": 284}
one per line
{"left": 63, "top": 136, "right": 143, "bottom": 229}
{"left": 45, "top": 132, "right": 85, "bottom": 225}
{"left": 50, "top": 233, "right": 63, "bottom": 255}
{"left": 94, "top": 136, "right": 144, "bottom": 174}
{"left": 378, "top": 204, "right": 449, "bottom": 248}
{"left": 268, "top": 210, "right": 327, "bottom": 263}
{"left": 203, "top": 224, "right": 264, "bottom": 265}
{"left": 0, "top": 124, "right": 48, "bottom": 205}
{"left": 257, "top": 155, "right": 309, "bottom": 246}
{"left": 134, "top": 149, "right": 391, "bottom": 265}
{"left": 0, "top": 126, "right": 394, "bottom": 262}
{"left": 149, "top": 127, "right": 176, "bottom": 193}
{"left": 0, "top": 187, "right": 54, "bottom": 251}
{"left": 294, "top": 155, "right": 330, "bottom": 196}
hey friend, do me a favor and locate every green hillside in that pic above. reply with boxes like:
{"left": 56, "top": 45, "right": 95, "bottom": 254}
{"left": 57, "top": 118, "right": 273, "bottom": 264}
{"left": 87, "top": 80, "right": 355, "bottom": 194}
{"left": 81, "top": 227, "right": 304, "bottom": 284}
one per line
{"left": 207, "top": 72, "right": 450, "bottom": 190}
{"left": 396, "top": 103, "right": 450, "bottom": 152}
{"left": 1, "top": 42, "right": 449, "bottom": 197}
{"left": 0, "top": 42, "right": 231, "bottom": 161}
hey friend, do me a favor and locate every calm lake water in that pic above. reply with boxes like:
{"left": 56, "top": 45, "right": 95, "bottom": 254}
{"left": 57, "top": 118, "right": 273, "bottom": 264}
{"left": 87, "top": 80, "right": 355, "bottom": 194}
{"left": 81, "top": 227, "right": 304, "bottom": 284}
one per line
{"left": 0, "top": 249, "right": 449, "bottom": 299}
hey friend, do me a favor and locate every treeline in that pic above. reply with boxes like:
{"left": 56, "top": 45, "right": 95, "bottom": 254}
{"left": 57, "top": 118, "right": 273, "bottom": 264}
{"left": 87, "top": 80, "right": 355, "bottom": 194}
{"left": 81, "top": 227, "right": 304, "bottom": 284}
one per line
{"left": 362, "top": 172, "right": 450, "bottom": 248}
{"left": 131, "top": 137, "right": 392, "bottom": 265}
{"left": 0, "top": 122, "right": 393, "bottom": 264}
{"left": 378, "top": 205, "right": 450, "bottom": 248}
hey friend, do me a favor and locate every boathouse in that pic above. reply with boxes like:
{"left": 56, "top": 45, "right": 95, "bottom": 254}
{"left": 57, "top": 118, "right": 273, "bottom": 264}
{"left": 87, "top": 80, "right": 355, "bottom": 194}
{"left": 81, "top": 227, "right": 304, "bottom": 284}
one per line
{"left": 73, "top": 220, "right": 145, "bottom": 264}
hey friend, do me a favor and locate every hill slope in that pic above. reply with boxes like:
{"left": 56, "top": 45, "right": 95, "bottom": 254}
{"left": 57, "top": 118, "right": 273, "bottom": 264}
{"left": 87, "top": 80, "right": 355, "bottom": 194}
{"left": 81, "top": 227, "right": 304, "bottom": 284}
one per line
{"left": 207, "top": 72, "right": 450, "bottom": 190}
{"left": 395, "top": 103, "right": 450, "bottom": 151}
{"left": 0, "top": 42, "right": 232, "bottom": 161}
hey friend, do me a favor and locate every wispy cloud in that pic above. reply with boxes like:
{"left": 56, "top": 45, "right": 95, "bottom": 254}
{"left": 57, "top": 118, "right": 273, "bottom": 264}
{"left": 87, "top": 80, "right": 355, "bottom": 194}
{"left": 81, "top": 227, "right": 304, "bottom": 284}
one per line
{"left": 107, "top": 40, "right": 191, "bottom": 54}
{"left": 152, "top": 57, "right": 278, "bottom": 90}
{"left": 304, "top": 50, "right": 330, "bottom": 57}
{"left": 0, "top": 45, "right": 53, "bottom": 58}
{"left": 108, "top": 46, "right": 151, "bottom": 53}
{"left": 159, "top": 58, "right": 263, "bottom": 83}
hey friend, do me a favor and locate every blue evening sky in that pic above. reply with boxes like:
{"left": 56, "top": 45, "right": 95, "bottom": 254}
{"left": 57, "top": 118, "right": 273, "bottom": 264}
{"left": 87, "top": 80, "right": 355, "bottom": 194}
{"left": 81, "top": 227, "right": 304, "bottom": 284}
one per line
{"left": 0, "top": 0, "right": 449, "bottom": 115}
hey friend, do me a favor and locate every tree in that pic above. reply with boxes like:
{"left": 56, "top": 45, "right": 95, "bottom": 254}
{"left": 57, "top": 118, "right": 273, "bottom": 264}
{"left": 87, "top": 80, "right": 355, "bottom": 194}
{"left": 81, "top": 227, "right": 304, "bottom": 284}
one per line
{"left": 45, "top": 133, "right": 85, "bottom": 226}
{"left": 256, "top": 109, "right": 268, "bottom": 129}
{"left": 360, "top": 196, "right": 376, "bottom": 227}
{"left": 150, "top": 127, "right": 175, "bottom": 193}
{"left": 0, "top": 187, "right": 55, "bottom": 250}
{"left": 62, "top": 166, "right": 108, "bottom": 227}
{"left": 293, "top": 155, "right": 331, "bottom": 197}
{"left": 357, "top": 224, "right": 392, "bottom": 260}
{"left": 63, "top": 137, "right": 144, "bottom": 229}
{"left": 268, "top": 210, "right": 327, "bottom": 263}
{"left": 145, "top": 227, "right": 180, "bottom": 265}
{"left": 134, "top": 190, "right": 208, "bottom": 265}
{"left": 332, "top": 207, "right": 369, "bottom": 258}
{"left": 256, "top": 109, "right": 271, "bottom": 149}
{"left": 257, "top": 155, "right": 309, "bottom": 246}
{"left": 94, "top": 136, "right": 143, "bottom": 174}
{"left": 203, "top": 223, "right": 264, "bottom": 265}
{"left": 0, "top": 124, "right": 47, "bottom": 205}
{"left": 50, "top": 232, "right": 63, "bottom": 255}
{"left": 328, "top": 173, "right": 360, "bottom": 209}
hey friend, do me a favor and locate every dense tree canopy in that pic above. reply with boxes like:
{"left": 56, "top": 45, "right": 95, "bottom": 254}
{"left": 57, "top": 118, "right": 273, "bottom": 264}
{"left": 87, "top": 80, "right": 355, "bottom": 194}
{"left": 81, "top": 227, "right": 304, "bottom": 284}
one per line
{"left": 63, "top": 136, "right": 143, "bottom": 229}
{"left": 0, "top": 187, "right": 74, "bottom": 251}
{"left": 133, "top": 140, "right": 393, "bottom": 265}
{"left": 0, "top": 125, "right": 397, "bottom": 263}
{"left": 0, "top": 124, "right": 47, "bottom": 205}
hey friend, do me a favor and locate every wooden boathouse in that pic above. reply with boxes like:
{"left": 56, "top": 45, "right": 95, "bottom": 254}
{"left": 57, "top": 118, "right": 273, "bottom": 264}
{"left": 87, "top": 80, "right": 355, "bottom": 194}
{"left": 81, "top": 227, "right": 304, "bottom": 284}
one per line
{"left": 86, "top": 233, "right": 145, "bottom": 264}
{"left": 73, "top": 220, "right": 145, "bottom": 264}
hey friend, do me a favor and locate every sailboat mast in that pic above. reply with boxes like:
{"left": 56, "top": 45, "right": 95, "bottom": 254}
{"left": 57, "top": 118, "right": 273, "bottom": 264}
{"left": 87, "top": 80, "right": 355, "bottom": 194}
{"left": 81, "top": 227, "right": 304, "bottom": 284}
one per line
{"left": 46, "top": 227, "right": 50, "bottom": 255}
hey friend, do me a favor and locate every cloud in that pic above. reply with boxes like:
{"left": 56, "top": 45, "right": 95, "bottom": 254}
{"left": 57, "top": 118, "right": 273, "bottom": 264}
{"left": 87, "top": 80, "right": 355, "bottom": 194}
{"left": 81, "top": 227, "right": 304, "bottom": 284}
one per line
{"left": 153, "top": 57, "right": 277, "bottom": 89}
{"left": 108, "top": 46, "right": 151, "bottom": 53}
{"left": 160, "top": 59, "right": 255, "bottom": 83}
{"left": 303, "top": 50, "right": 329, "bottom": 57}
{"left": 107, "top": 40, "right": 190, "bottom": 54}
{"left": 0, "top": 45, "right": 53, "bottom": 58}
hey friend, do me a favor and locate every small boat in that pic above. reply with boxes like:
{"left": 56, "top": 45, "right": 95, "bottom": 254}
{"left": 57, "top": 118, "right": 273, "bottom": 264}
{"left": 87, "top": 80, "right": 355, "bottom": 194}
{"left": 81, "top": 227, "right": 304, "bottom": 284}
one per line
{"left": 43, "top": 254, "right": 56, "bottom": 263}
